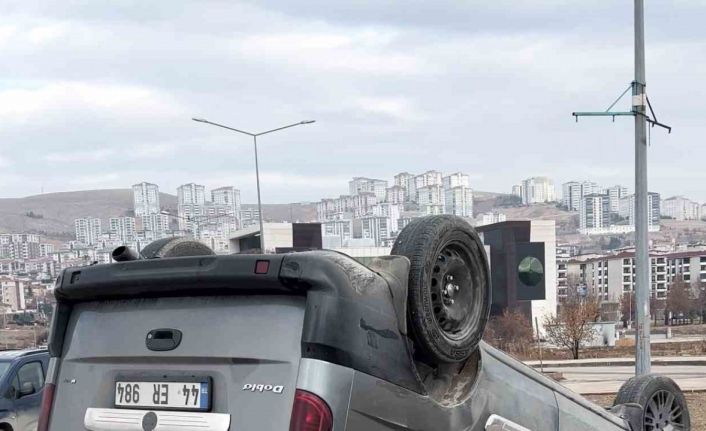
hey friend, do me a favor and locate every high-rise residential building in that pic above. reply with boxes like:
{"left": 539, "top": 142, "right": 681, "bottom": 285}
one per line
{"left": 353, "top": 192, "right": 378, "bottom": 218}
{"left": 521, "top": 177, "right": 555, "bottom": 205}
{"left": 0, "top": 277, "right": 26, "bottom": 311}
{"left": 75, "top": 217, "right": 102, "bottom": 245}
{"left": 239, "top": 207, "right": 261, "bottom": 228}
{"left": 39, "top": 243, "right": 54, "bottom": 257}
{"left": 317, "top": 198, "right": 337, "bottom": 221}
{"left": 562, "top": 180, "right": 603, "bottom": 211}
{"left": 562, "top": 181, "right": 581, "bottom": 210}
{"left": 415, "top": 170, "right": 443, "bottom": 190}
{"left": 661, "top": 196, "right": 700, "bottom": 221}
{"left": 413, "top": 171, "right": 443, "bottom": 205}
{"left": 442, "top": 172, "right": 470, "bottom": 189}
{"left": 0, "top": 234, "right": 41, "bottom": 259}
{"left": 580, "top": 194, "right": 610, "bottom": 230}
{"left": 511, "top": 184, "right": 523, "bottom": 198}
{"left": 605, "top": 185, "right": 628, "bottom": 213}
{"left": 393, "top": 172, "right": 415, "bottom": 202}
{"left": 417, "top": 184, "right": 445, "bottom": 215}
{"left": 209, "top": 186, "right": 241, "bottom": 231}
{"left": 211, "top": 187, "right": 241, "bottom": 214}
{"left": 385, "top": 185, "right": 405, "bottom": 205}
{"left": 478, "top": 212, "right": 507, "bottom": 226}
{"left": 444, "top": 186, "right": 473, "bottom": 218}
{"left": 322, "top": 219, "right": 353, "bottom": 245}
{"left": 177, "top": 183, "right": 206, "bottom": 231}
{"left": 372, "top": 203, "right": 401, "bottom": 234}
{"left": 348, "top": 177, "right": 387, "bottom": 200}
{"left": 132, "top": 182, "right": 160, "bottom": 217}
{"left": 580, "top": 181, "right": 600, "bottom": 196}
{"left": 620, "top": 192, "right": 661, "bottom": 226}
{"left": 109, "top": 217, "right": 136, "bottom": 243}
{"left": 141, "top": 213, "right": 170, "bottom": 237}
{"left": 360, "top": 216, "right": 394, "bottom": 247}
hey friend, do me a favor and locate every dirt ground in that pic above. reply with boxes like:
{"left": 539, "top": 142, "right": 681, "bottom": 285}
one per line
{"left": 585, "top": 392, "right": 706, "bottom": 431}
{"left": 508, "top": 339, "right": 706, "bottom": 361}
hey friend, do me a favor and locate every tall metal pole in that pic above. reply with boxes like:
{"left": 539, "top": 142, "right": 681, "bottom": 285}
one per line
{"left": 253, "top": 135, "right": 266, "bottom": 253}
{"left": 192, "top": 118, "right": 315, "bottom": 254}
{"left": 634, "top": 0, "right": 651, "bottom": 375}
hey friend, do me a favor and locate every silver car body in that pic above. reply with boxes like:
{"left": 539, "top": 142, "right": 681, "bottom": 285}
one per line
{"left": 45, "top": 252, "right": 632, "bottom": 430}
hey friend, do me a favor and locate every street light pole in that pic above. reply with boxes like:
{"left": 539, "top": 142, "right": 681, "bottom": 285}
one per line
{"left": 252, "top": 134, "right": 266, "bottom": 254}
{"left": 192, "top": 118, "right": 315, "bottom": 253}
{"left": 572, "top": 0, "right": 671, "bottom": 376}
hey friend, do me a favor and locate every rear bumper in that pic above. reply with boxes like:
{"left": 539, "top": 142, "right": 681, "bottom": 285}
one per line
{"left": 84, "top": 408, "right": 230, "bottom": 431}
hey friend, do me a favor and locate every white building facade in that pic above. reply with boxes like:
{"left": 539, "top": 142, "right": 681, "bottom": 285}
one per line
{"left": 661, "top": 196, "right": 700, "bottom": 221}
{"left": 109, "top": 217, "right": 136, "bottom": 243}
{"left": 580, "top": 194, "right": 610, "bottom": 231}
{"left": 132, "top": 182, "right": 160, "bottom": 217}
{"left": 444, "top": 186, "right": 473, "bottom": 218}
{"left": 521, "top": 177, "right": 555, "bottom": 205}
{"left": 74, "top": 217, "right": 102, "bottom": 246}
{"left": 177, "top": 183, "right": 207, "bottom": 231}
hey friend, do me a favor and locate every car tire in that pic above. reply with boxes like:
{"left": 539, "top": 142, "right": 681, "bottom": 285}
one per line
{"left": 141, "top": 237, "right": 215, "bottom": 259}
{"left": 391, "top": 215, "right": 491, "bottom": 364}
{"left": 614, "top": 374, "right": 690, "bottom": 430}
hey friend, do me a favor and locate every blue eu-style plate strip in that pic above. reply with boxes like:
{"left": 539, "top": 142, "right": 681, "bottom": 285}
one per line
{"left": 200, "top": 382, "right": 208, "bottom": 409}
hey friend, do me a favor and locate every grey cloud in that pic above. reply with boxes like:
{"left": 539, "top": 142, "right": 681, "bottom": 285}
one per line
{"left": 1, "top": 1, "right": 705, "bottom": 203}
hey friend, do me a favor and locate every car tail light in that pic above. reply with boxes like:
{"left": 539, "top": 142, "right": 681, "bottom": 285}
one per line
{"left": 289, "top": 389, "right": 333, "bottom": 431}
{"left": 37, "top": 382, "right": 56, "bottom": 431}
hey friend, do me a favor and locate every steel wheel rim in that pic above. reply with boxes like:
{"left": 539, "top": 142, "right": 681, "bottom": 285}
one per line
{"left": 644, "top": 390, "right": 685, "bottom": 430}
{"left": 429, "top": 242, "right": 480, "bottom": 340}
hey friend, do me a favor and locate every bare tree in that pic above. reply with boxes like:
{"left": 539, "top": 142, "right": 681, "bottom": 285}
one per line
{"left": 620, "top": 291, "right": 635, "bottom": 323}
{"left": 698, "top": 283, "right": 706, "bottom": 322}
{"left": 484, "top": 308, "right": 533, "bottom": 354}
{"left": 667, "top": 275, "right": 695, "bottom": 316}
{"left": 543, "top": 295, "right": 600, "bottom": 359}
{"left": 563, "top": 273, "right": 584, "bottom": 303}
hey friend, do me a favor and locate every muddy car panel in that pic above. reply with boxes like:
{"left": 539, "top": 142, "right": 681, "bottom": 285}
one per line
{"left": 44, "top": 251, "right": 632, "bottom": 430}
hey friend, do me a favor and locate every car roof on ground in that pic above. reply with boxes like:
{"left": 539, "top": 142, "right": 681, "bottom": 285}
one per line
{"left": 0, "top": 349, "right": 48, "bottom": 360}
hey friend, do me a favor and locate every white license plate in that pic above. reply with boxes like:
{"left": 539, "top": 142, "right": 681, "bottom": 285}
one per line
{"left": 115, "top": 381, "right": 210, "bottom": 411}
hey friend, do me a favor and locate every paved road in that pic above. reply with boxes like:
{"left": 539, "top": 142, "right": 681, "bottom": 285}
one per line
{"left": 545, "top": 364, "right": 706, "bottom": 394}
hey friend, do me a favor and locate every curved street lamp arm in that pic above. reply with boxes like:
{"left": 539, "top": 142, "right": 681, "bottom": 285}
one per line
{"left": 256, "top": 120, "right": 315, "bottom": 136}
{"left": 192, "top": 118, "right": 255, "bottom": 137}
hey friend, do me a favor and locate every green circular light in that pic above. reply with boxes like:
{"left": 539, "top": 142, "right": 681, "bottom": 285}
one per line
{"left": 518, "top": 256, "right": 544, "bottom": 286}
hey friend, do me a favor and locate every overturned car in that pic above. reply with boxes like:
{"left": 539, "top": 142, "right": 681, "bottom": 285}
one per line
{"left": 40, "top": 216, "right": 689, "bottom": 430}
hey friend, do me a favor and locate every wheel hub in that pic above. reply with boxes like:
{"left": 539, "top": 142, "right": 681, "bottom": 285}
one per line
{"left": 430, "top": 247, "right": 474, "bottom": 336}
{"left": 644, "top": 390, "right": 684, "bottom": 431}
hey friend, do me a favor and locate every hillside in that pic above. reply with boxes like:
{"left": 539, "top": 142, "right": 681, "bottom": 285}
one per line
{"left": 501, "top": 203, "right": 579, "bottom": 234}
{"left": 0, "top": 189, "right": 316, "bottom": 241}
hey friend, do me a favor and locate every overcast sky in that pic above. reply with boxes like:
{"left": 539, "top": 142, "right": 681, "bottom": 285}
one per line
{"left": 2, "top": 1, "right": 705, "bottom": 203}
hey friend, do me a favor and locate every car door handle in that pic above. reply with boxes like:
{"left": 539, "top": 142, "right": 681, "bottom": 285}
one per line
{"left": 485, "top": 414, "right": 532, "bottom": 431}
{"left": 146, "top": 328, "right": 182, "bottom": 351}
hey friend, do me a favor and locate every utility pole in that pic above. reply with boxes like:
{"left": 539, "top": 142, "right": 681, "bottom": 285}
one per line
{"left": 633, "top": 0, "right": 651, "bottom": 375}
{"left": 572, "top": 0, "right": 670, "bottom": 376}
